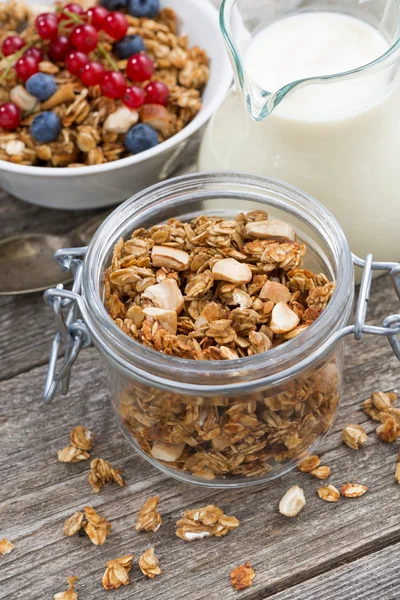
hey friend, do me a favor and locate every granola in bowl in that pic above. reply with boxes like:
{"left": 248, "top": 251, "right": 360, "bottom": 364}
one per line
{"left": 104, "top": 209, "right": 340, "bottom": 482}
{"left": 0, "top": 0, "right": 209, "bottom": 167}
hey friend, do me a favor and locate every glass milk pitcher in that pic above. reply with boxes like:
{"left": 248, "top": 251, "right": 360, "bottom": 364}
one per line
{"left": 198, "top": 0, "right": 400, "bottom": 264}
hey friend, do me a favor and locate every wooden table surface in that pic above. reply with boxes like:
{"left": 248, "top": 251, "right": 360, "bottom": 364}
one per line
{"left": 2, "top": 2, "right": 400, "bottom": 596}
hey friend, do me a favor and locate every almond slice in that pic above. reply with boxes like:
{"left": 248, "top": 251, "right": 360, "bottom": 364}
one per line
{"left": 41, "top": 83, "right": 75, "bottom": 110}
{"left": 151, "top": 441, "right": 185, "bottom": 462}
{"left": 143, "top": 307, "right": 178, "bottom": 335}
{"left": 259, "top": 281, "right": 291, "bottom": 303}
{"left": 104, "top": 106, "right": 139, "bottom": 134}
{"left": 212, "top": 258, "right": 252, "bottom": 285}
{"left": 9, "top": 85, "right": 38, "bottom": 111}
{"left": 142, "top": 279, "right": 184, "bottom": 313}
{"left": 140, "top": 104, "right": 171, "bottom": 137}
{"left": 151, "top": 246, "right": 190, "bottom": 271}
{"left": 244, "top": 219, "right": 296, "bottom": 242}
{"left": 270, "top": 302, "right": 300, "bottom": 334}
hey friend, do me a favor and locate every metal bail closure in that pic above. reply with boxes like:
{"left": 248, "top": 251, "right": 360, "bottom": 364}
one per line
{"left": 43, "top": 248, "right": 91, "bottom": 404}
{"left": 352, "top": 254, "right": 400, "bottom": 358}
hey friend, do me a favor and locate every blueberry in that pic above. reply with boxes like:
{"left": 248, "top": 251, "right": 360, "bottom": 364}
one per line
{"left": 30, "top": 111, "right": 61, "bottom": 143}
{"left": 124, "top": 123, "right": 158, "bottom": 154}
{"left": 100, "top": 0, "right": 127, "bottom": 10}
{"left": 26, "top": 73, "right": 57, "bottom": 101}
{"left": 127, "top": 0, "right": 159, "bottom": 18}
{"left": 115, "top": 35, "right": 146, "bottom": 59}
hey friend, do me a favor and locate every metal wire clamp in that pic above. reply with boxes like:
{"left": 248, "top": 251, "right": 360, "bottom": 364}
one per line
{"left": 42, "top": 249, "right": 400, "bottom": 403}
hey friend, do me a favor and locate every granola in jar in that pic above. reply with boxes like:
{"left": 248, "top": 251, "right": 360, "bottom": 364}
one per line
{"left": 104, "top": 210, "right": 339, "bottom": 482}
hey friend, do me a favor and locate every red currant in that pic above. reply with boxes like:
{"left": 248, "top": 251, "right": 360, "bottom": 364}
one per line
{"left": 70, "top": 24, "right": 98, "bottom": 53}
{"left": 25, "top": 47, "right": 43, "bottom": 63}
{"left": 65, "top": 50, "right": 89, "bottom": 75}
{"left": 48, "top": 36, "right": 72, "bottom": 61}
{"left": 59, "top": 3, "right": 84, "bottom": 18}
{"left": 80, "top": 60, "right": 105, "bottom": 86}
{"left": 144, "top": 80, "right": 169, "bottom": 106}
{"left": 100, "top": 71, "right": 127, "bottom": 98}
{"left": 35, "top": 13, "right": 59, "bottom": 40}
{"left": 0, "top": 103, "right": 21, "bottom": 131}
{"left": 15, "top": 55, "right": 39, "bottom": 81}
{"left": 86, "top": 5, "right": 109, "bottom": 30}
{"left": 126, "top": 53, "right": 154, "bottom": 82}
{"left": 123, "top": 85, "right": 145, "bottom": 109}
{"left": 1, "top": 35, "right": 25, "bottom": 57}
{"left": 103, "top": 11, "right": 128, "bottom": 40}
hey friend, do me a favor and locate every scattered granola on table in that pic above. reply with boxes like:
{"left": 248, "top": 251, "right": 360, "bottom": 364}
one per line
{"left": 102, "top": 554, "right": 133, "bottom": 590}
{"left": 279, "top": 485, "right": 306, "bottom": 517}
{"left": 0, "top": 538, "right": 14, "bottom": 555}
{"left": 139, "top": 547, "right": 162, "bottom": 578}
{"left": 297, "top": 455, "right": 321, "bottom": 473}
{"left": 340, "top": 483, "right": 368, "bottom": 498}
{"left": 88, "top": 457, "right": 125, "bottom": 492}
{"left": 135, "top": 495, "right": 162, "bottom": 532}
{"left": 83, "top": 506, "right": 112, "bottom": 545}
{"left": 0, "top": 0, "right": 208, "bottom": 167}
{"left": 63, "top": 511, "right": 85, "bottom": 537}
{"left": 317, "top": 485, "right": 340, "bottom": 502}
{"left": 58, "top": 425, "right": 93, "bottom": 463}
{"left": 54, "top": 576, "right": 79, "bottom": 600}
{"left": 230, "top": 562, "right": 255, "bottom": 591}
{"left": 106, "top": 211, "right": 339, "bottom": 481}
{"left": 176, "top": 504, "right": 239, "bottom": 541}
{"left": 342, "top": 424, "right": 368, "bottom": 450}
{"left": 310, "top": 465, "right": 331, "bottom": 480}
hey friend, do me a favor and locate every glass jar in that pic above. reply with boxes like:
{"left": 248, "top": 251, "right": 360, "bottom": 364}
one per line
{"left": 43, "top": 173, "right": 400, "bottom": 488}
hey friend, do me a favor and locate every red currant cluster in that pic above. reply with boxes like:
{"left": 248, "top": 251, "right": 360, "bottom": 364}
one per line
{"left": 34, "top": 4, "right": 169, "bottom": 107}
{"left": 0, "top": 3, "right": 170, "bottom": 132}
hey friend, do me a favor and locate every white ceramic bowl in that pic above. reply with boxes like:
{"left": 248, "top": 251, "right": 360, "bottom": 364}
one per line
{"left": 0, "top": 0, "right": 231, "bottom": 210}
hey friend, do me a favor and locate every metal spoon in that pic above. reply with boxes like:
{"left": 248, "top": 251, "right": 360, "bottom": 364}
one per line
{"left": 0, "top": 212, "right": 108, "bottom": 295}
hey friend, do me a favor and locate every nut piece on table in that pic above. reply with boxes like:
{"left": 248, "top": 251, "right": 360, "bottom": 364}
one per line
{"left": 270, "top": 302, "right": 300, "bottom": 334}
{"left": 259, "top": 281, "right": 291, "bottom": 304}
{"left": 176, "top": 505, "right": 239, "bottom": 541}
{"left": 70, "top": 426, "right": 94, "bottom": 451}
{"left": 363, "top": 390, "right": 397, "bottom": 422}
{"left": 142, "top": 279, "right": 184, "bottom": 313}
{"left": 279, "top": 485, "right": 306, "bottom": 517}
{"left": 58, "top": 445, "right": 90, "bottom": 463}
{"left": 0, "top": 539, "right": 14, "bottom": 555}
{"left": 102, "top": 555, "right": 133, "bottom": 590}
{"left": 135, "top": 495, "right": 162, "bottom": 532}
{"left": 340, "top": 483, "right": 368, "bottom": 498}
{"left": 376, "top": 417, "right": 398, "bottom": 443}
{"left": 297, "top": 455, "right": 321, "bottom": 473}
{"left": 310, "top": 466, "right": 331, "bottom": 480}
{"left": 139, "top": 547, "right": 162, "bottom": 578}
{"left": 151, "top": 245, "right": 190, "bottom": 271}
{"left": 230, "top": 561, "right": 255, "bottom": 591}
{"left": 54, "top": 576, "right": 78, "bottom": 600}
{"left": 342, "top": 424, "right": 368, "bottom": 450}
{"left": 63, "top": 512, "right": 84, "bottom": 537}
{"left": 104, "top": 106, "right": 139, "bottom": 133}
{"left": 143, "top": 307, "right": 178, "bottom": 336}
{"left": 83, "top": 506, "right": 112, "bottom": 546}
{"left": 244, "top": 219, "right": 296, "bottom": 242}
{"left": 317, "top": 485, "right": 340, "bottom": 502}
{"left": 88, "top": 458, "right": 125, "bottom": 493}
{"left": 212, "top": 258, "right": 252, "bottom": 285}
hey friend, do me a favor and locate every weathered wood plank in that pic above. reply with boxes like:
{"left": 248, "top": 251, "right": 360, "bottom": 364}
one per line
{"left": 268, "top": 542, "right": 400, "bottom": 600}
{"left": 0, "top": 322, "right": 399, "bottom": 600}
